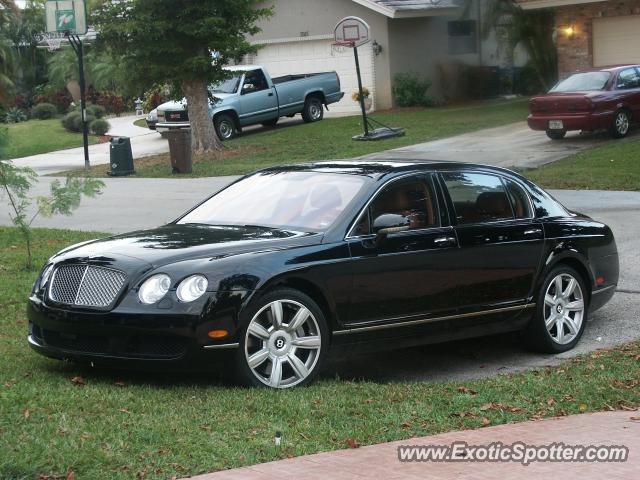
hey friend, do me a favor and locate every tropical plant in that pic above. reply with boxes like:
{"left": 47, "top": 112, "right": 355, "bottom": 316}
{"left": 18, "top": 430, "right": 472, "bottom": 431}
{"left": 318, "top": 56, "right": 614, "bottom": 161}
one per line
{"left": 92, "top": 0, "right": 272, "bottom": 153}
{"left": 482, "top": 0, "right": 557, "bottom": 91}
{"left": 5, "top": 106, "right": 27, "bottom": 123}
{"left": 351, "top": 87, "right": 370, "bottom": 102}
{"left": 0, "top": 157, "right": 104, "bottom": 269}
{"left": 0, "top": 0, "right": 18, "bottom": 101}
{"left": 31, "top": 102, "right": 57, "bottom": 119}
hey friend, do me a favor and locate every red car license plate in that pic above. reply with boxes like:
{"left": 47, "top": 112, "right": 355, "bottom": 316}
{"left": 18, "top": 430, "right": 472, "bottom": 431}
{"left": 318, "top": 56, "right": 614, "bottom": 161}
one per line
{"left": 549, "top": 120, "right": 564, "bottom": 130}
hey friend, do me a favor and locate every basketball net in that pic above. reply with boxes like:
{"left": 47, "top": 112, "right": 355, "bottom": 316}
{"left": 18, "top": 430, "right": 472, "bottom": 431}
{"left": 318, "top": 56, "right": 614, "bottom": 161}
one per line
{"left": 331, "top": 41, "right": 354, "bottom": 56}
{"left": 35, "top": 32, "right": 66, "bottom": 51}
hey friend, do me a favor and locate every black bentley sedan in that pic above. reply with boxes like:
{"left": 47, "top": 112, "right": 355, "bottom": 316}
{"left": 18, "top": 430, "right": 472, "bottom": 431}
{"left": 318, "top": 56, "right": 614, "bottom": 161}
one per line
{"left": 28, "top": 161, "right": 619, "bottom": 388}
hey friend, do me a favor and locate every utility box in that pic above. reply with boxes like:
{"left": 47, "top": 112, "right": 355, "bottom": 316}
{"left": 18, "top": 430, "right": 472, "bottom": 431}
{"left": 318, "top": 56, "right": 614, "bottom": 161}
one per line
{"left": 107, "top": 137, "right": 135, "bottom": 176}
{"left": 165, "top": 129, "right": 192, "bottom": 174}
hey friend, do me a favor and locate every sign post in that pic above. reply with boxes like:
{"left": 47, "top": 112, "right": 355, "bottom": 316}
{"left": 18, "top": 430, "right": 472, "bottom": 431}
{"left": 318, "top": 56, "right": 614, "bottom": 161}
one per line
{"left": 44, "top": 1, "right": 90, "bottom": 169}
{"left": 333, "top": 17, "right": 405, "bottom": 141}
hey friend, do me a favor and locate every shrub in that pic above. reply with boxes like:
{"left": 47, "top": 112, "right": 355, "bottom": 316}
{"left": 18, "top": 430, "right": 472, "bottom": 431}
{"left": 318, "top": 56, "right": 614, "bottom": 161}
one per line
{"left": 88, "top": 104, "right": 106, "bottom": 119}
{"left": 5, "top": 107, "right": 28, "bottom": 124}
{"left": 31, "top": 103, "right": 58, "bottom": 120}
{"left": 89, "top": 118, "right": 110, "bottom": 136}
{"left": 96, "top": 91, "right": 125, "bottom": 115}
{"left": 62, "top": 111, "right": 82, "bottom": 132}
{"left": 392, "top": 73, "right": 434, "bottom": 107}
{"left": 33, "top": 95, "right": 50, "bottom": 105}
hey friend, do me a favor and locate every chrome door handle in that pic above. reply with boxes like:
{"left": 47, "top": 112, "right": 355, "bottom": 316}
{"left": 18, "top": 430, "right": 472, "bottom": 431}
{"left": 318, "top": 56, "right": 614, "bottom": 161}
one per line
{"left": 524, "top": 228, "right": 542, "bottom": 236}
{"left": 434, "top": 236, "right": 456, "bottom": 246}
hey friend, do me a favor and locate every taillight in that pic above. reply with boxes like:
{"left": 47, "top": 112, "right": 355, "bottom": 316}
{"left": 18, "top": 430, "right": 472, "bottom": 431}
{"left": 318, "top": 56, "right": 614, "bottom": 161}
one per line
{"left": 571, "top": 98, "right": 595, "bottom": 112}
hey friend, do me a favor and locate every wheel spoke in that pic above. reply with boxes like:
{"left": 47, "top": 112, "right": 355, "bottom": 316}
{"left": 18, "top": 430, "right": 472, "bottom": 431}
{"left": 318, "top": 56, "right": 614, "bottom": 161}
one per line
{"left": 554, "top": 276, "right": 563, "bottom": 296}
{"left": 270, "top": 301, "right": 284, "bottom": 329}
{"left": 287, "top": 307, "right": 310, "bottom": 333}
{"left": 248, "top": 322, "right": 269, "bottom": 340}
{"left": 562, "top": 278, "right": 576, "bottom": 299}
{"left": 287, "top": 353, "right": 309, "bottom": 380}
{"left": 544, "top": 294, "right": 555, "bottom": 307}
{"left": 269, "top": 357, "right": 283, "bottom": 388}
{"left": 564, "top": 314, "right": 578, "bottom": 336}
{"left": 566, "top": 299, "right": 584, "bottom": 311}
{"left": 291, "top": 335, "right": 321, "bottom": 349}
{"left": 247, "top": 348, "right": 270, "bottom": 369}
{"left": 545, "top": 314, "right": 556, "bottom": 330}
{"left": 555, "top": 317, "right": 564, "bottom": 343}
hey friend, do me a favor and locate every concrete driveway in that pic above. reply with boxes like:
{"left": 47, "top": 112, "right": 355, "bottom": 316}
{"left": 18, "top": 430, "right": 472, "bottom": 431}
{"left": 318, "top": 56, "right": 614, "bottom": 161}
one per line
{"left": 364, "top": 121, "right": 637, "bottom": 169}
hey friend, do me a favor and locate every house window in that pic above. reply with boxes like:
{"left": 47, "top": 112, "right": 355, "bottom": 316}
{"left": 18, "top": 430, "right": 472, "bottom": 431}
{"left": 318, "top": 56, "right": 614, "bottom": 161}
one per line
{"left": 448, "top": 20, "right": 477, "bottom": 55}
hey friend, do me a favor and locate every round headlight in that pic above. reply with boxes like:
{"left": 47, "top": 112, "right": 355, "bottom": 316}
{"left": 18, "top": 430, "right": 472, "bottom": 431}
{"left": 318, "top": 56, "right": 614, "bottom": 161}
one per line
{"left": 40, "top": 264, "right": 54, "bottom": 287}
{"left": 177, "top": 275, "right": 208, "bottom": 302}
{"left": 139, "top": 274, "right": 171, "bottom": 304}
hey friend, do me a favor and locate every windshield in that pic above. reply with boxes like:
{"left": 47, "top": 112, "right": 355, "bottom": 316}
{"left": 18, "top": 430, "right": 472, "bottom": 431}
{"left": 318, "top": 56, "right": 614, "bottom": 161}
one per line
{"left": 209, "top": 76, "right": 241, "bottom": 94}
{"left": 178, "top": 171, "right": 367, "bottom": 231}
{"left": 550, "top": 72, "right": 610, "bottom": 92}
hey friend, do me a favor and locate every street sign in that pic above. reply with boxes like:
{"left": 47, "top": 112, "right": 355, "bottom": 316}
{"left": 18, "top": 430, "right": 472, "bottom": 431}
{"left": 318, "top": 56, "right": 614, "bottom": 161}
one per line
{"left": 45, "top": 0, "right": 87, "bottom": 35}
{"left": 333, "top": 16, "right": 370, "bottom": 47}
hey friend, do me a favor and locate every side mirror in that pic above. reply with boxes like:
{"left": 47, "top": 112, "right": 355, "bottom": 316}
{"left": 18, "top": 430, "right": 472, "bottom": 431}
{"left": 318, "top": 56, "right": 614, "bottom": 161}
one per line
{"left": 242, "top": 83, "right": 255, "bottom": 94}
{"left": 372, "top": 214, "right": 410, "bottom": 236}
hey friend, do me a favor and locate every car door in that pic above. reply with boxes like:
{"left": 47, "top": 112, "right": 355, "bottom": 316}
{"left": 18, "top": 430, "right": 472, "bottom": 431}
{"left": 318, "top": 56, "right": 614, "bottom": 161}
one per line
{"left": 238, "top": 69, "right": 278, "bottom": 125}
{"left": 346, "top": 174, "right": 461, "bottom": 325}
{"left": 439, "top": 171, "right": 544, "bottom": 315}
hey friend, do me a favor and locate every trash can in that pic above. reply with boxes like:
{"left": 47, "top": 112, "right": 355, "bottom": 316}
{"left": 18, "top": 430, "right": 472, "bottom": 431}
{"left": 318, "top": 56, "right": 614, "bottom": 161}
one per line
{"left": 107, "top": 137, "right": 135, "bottom": 176}
{"left": 165, "top": 128, "right": 192, "bottom": 174}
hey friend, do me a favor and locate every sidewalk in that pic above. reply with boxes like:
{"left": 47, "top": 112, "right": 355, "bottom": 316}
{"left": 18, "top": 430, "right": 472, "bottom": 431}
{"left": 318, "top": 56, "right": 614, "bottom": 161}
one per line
{"left": 190, "top": 411, "right": 639, "bottom": 479}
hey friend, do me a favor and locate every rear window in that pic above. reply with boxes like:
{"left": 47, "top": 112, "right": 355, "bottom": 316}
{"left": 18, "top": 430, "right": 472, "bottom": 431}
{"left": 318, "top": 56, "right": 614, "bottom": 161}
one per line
{"left": 550, "top": 72, "right": 610, "bottom": 92}
{"left": 442, "top": 172, "right": 513, "bottom": 225}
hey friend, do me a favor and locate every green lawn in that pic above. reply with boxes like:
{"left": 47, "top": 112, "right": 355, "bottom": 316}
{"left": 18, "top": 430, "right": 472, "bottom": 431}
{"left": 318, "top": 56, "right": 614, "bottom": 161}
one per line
{"left": 525, "top": 135, "right": 640, "bottom": 191}
{"left": 69, "top": 98, "right": 529, "bottom": 178}
{"left": 133, "top": 118, "right": 147, "bottom": 129}
{"left": 0, "top": 119, "right": 98, "bottom": 160}
{"left": 1, "top": 226, "right": 639, "bottom": 479}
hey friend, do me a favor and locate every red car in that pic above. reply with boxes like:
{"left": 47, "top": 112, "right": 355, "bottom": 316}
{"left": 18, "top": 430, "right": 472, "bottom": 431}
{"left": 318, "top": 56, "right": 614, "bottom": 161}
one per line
{"left": 528, "top": 65, "right": 640, "bottom": 140}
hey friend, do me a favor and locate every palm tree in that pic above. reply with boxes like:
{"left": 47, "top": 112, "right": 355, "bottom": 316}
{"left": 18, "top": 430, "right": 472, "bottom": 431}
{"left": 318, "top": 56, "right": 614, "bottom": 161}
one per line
{"left": 0, "top": 0, "right": 18, "bottom": 102}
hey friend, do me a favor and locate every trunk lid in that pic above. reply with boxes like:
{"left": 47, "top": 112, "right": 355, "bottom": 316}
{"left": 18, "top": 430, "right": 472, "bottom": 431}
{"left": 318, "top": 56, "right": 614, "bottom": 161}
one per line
{"left": 530, "top": 93, "right": 596, "bottom": 115}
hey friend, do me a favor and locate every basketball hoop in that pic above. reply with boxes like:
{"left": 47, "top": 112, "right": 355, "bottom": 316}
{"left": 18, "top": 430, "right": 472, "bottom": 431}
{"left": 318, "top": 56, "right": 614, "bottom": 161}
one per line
{"left": 330, "top": 41, "right": 354, "bottom": 56}
{"left": 35, "top": 32, "right": 66, "bottom": 51}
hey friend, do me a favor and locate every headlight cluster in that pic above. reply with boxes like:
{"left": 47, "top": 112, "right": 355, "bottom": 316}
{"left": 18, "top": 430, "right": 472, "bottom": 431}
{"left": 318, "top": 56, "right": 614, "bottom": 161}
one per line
{"left": 138, "top": 274, "right": 208, "bottom": 304}
{"left": 40, "top": 264, "right": 54, "bottom": 287}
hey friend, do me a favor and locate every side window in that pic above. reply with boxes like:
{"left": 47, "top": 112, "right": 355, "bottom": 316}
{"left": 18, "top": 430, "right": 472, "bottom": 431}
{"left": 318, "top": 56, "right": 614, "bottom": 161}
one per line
{"left": 616, "top": 68, "right": 640, "bottom": 89}
{"left": 505, "top": 179, "right": 533, "bottom": 219}
{"left": 442, "top": 172, "right": 514, "bottom": 224}
{"left": 243, "top": 70, "right": 269, "bottom": 93}
{"left": 352, "top": 177, "right": 439, "bottom": 235}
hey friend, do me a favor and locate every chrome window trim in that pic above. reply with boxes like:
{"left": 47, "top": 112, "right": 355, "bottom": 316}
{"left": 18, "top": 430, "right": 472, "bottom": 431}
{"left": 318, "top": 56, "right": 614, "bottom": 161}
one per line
{"left": 345, "top": 172, "right": 441, "bottom": 240}
{"left": 333, "top": 303, "right": 535, "bottom": 335}
{"left": 203, "top": 342, "right": 240, "bottom": 350}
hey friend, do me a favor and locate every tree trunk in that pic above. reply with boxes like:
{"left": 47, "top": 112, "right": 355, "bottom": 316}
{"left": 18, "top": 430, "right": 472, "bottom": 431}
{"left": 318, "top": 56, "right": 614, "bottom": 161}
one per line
{"left": 182, "top": 79, "right": 224, "bottom": 153}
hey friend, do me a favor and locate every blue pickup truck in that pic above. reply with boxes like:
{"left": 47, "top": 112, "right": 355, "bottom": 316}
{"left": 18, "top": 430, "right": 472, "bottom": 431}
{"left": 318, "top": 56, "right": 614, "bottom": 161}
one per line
{"left": 152, "top": 65, "right": 344, "bottom": 140}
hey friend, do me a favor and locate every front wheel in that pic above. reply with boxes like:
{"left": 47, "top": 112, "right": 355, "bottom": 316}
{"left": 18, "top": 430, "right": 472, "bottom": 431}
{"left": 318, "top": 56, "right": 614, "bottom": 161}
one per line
{"left": 546, "top": 129, "right": 566, "bottom": 140}
{"left": 523, "top": 266, "right": 588, "bottom": 353}
{"left": 609, "top": 110, "right": 630, "bottom": 139}
{"left": 235, "top": 289, "right": 328, "bottom": 388}
{"left": 214, "top": 114, "right": 237, "bottom": 141}
{"left": 302, "top": 97, "right": 324, "bottom": 123}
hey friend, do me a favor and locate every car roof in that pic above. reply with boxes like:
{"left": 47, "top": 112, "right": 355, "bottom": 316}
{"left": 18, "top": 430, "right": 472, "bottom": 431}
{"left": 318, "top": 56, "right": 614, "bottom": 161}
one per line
{"left": 260, "top": 159, "right": 518, "bottom": 179}
{"left": 572, "top": 64, "right": 639, "bottom": 73}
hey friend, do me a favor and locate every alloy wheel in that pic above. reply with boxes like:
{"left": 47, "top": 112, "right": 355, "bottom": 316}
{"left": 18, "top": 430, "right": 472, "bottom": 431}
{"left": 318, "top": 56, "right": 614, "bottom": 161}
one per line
{"left": 615, "top": 112, "right": 629, "bottom": 136}
{"left": 310, "top": 103, "right": 322, "bottom": 120}
{"left": 218, "top": 120, "right": 234, "bottom": 139}
{"left": 543, "top": 273, "right": 585, "bottom": 345}
{"left": 244, "top": 299, "right": 322, "bottom": 388}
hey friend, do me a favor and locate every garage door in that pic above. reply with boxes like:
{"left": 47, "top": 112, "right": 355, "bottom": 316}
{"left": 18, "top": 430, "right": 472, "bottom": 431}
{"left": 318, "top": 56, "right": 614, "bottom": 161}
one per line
{"left": 248, "top": 39, "right": 375, "bottom": 114}
{"left": 593, "top": 15, "right": 640, "bottom": 66}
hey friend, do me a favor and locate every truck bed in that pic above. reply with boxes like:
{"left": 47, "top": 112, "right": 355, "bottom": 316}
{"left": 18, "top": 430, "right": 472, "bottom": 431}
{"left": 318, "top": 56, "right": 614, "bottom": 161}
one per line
{"left": 271, "top": 72, "right": 333, "bottom": 85}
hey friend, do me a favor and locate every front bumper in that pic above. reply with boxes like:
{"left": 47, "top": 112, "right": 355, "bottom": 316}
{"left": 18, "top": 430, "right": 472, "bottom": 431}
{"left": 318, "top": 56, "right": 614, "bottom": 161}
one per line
{"left": 27, "top": 293, "right": 243, "bottom": 370}
{"left": 146, "top": 119, "right": 157, "bottom": 130}
{"left": 156, "top": 122, "right": 190, "bottom": 133}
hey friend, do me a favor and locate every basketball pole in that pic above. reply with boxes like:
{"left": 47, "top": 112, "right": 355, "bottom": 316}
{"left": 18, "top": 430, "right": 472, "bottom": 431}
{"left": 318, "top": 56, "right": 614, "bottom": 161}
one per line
{"left": 66, "top": 32, "right": 90, "bottom": 170}
{"left": 353, "top": 45, "right": 369, "bottom": 137}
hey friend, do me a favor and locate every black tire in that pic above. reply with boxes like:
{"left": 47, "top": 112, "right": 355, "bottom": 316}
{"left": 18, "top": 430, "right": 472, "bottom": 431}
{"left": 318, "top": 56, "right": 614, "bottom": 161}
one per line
{"left": 546, "top": 129, "right": 566, "bottom": 140}
{"left": 522, "top": 265, "right": 589, "bottom": 353}
{"left": 609, "top": 109, "right": 631, "bottom": 139}
{"left": 234, "top": 288, "right": 329, "bottom": 388}
{"left": 214, "top": 113, "right": 237, "bottom": 141}
{"left": 301, "top": 96, "right": 324, "bottom": 123}
{"left": 261, "top": 118, "right": 278, "bottom": 127}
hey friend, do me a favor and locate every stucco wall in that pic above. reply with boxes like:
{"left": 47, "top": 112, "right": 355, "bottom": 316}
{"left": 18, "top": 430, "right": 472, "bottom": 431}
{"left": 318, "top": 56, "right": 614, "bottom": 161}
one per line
{"left": 252, "top": 0, "right": 393, "bottom": 109}
{"left": 555, "top": 0, "right": 640, "bottom": 78}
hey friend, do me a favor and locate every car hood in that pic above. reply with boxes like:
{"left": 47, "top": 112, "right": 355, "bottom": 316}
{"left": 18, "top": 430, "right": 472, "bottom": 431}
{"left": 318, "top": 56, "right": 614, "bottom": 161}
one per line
{"left": 157, "top": 93, "right": 233, "bottom": 113}
{"left": 52, "top": 224, "right": 322, "bottom": 268}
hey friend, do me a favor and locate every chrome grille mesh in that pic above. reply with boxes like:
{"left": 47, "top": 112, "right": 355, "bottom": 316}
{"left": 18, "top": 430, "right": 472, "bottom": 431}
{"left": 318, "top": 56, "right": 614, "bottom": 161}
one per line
{"left": 49, "top": 265, "right": 126, "bottom": 307}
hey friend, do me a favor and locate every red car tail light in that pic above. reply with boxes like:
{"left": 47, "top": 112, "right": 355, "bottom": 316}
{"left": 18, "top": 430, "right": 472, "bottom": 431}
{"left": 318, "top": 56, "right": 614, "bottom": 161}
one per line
{"left": 571, "top": 98, "right": 595, "bottom": 112}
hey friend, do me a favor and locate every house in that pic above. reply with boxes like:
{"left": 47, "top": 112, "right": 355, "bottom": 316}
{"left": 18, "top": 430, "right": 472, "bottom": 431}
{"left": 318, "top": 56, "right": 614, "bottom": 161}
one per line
{"left": 247, "top": 0, "right": 520, "bottom": 113}
{"left": 518, "top": 0, "right": 640, "bottom": 79}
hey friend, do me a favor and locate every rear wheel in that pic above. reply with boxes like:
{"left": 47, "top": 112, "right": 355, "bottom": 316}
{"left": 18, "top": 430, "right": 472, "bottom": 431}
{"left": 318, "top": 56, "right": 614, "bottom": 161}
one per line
{"left": 546, "top": 129, "right": 566, "bottom": 140}
{"left": 235, "top": 288, "right": 328, "bottom": 388}
{"left": 523, "top": 266, "right": 588, "bottom": 353}
{"left": 609, "top": 110, "right": 630, "bottom": 138}
{"left": 302, "top": 97, "right": 324, "bottom": 123}
{"left": 214, "top": 114, "right": 237, "bottom": 141}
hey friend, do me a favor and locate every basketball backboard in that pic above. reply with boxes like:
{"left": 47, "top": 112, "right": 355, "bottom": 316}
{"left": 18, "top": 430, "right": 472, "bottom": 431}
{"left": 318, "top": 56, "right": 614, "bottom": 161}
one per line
{"left": 334, "top": 16, "right": 370, "bottom": 47}
{"left": 45, "top": 0, "right": 87, "bottom": 35}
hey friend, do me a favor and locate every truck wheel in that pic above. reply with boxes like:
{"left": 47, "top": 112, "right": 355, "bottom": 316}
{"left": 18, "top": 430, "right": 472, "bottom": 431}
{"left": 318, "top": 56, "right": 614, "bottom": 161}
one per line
{"left": 546, "top": 130, "right": 566, "bottom": 140}
{"left": 302, "top": 97, "right": 324, "bottom": 123}
{"left": 609, "top": 110, "right": 630, "bottom": 139}
{"left": 214, "top": 114, "right": 237, "bottom": 141}
{"left": 261, "top": 118, "right": 278, "bottom": 127}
